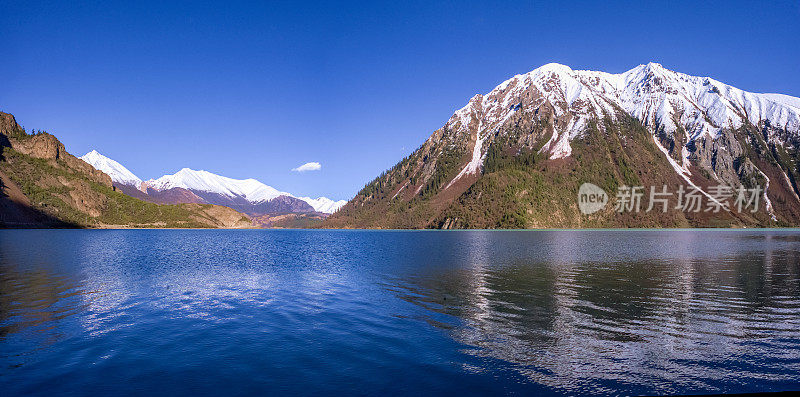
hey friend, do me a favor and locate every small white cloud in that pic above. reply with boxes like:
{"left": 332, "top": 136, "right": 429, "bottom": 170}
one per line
{"left": 292, "top": 162, "right": 321, "bottom": 172}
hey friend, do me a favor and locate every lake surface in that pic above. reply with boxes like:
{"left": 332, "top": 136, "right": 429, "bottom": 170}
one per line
{"left": 1, "top": 229, "right": 799, "bottom": 395}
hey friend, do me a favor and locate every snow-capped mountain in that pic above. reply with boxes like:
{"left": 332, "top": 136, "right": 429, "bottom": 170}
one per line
{"left": 327, "top": 62, "right": 800, "bottom": 228}
{"left": 437, "top": 62, "right": 800, "bottom": 196}
{"left": 80, "top": 150, "right": 143, "bottom": 187}
{"left": 446, "top": 62, "right": 800, "bottom": 161}
{"left": 298, "top": 196, "right": 348, "bottom": 214}
{"left": 80, "top": 153, "right": 346, "bottom": 214}
{"left": 147, "top": 168, "right": 289, "bottom": 204}
{"left": 146, "top": 168, "right": 347, "bottom": 213}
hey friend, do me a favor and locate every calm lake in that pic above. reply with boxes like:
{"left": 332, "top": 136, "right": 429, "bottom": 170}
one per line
{"left": 1, "top": 229, "right": 799, "bottom": 395}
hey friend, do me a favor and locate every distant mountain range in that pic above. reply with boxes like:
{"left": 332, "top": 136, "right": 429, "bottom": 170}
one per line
{"left": 5, "top": 62, "right": 800, "bottom": 229}
{"left": 1, "top": 112, "right": 252, "bottom": 228}
{"left": 326, "top": 62, "right": 800, "bottom": 228}
{"left": 79, "top": 150, "right": 346, "bottom": 216}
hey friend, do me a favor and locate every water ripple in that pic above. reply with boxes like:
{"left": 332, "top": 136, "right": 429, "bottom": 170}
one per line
{"left": 1, "top": 229, "right": 799, "bottom": 395}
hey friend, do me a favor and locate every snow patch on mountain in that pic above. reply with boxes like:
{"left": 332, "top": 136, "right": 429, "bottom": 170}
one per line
{"left": 446, "top": 132, "right": 486, "bottom": 189}
{"left": 80, "top": 150, "right": 143, "bottom": 186}
{"left": 298, "top": 197, "right": 347, "bottom": 213}
{"left": 759, "top": 94, "right": 800, "bottom": 110}
{"left": 651, "top": 135, "right": 723, "bottom": 207}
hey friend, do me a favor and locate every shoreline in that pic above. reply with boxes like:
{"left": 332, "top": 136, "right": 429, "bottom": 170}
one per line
{"left": 3, "top": 226, "right": 799, "bottom": 231}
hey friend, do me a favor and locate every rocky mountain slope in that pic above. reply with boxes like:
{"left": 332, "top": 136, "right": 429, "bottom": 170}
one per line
{"left": 1, "top": 112, "right": 252, "bottom": 228}
{"left": 326, "top": 63, "right": 800, "bottom": 228}
{"left": 250, "top": 212, "right": 328, "bottom": 228}
{"left": 80, "top": 151, "right": 347, "bottom": 216}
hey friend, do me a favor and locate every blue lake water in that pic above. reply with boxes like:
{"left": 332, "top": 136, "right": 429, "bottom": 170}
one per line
{"left": 1, "top": 229, "right": 799, "bottom": 395}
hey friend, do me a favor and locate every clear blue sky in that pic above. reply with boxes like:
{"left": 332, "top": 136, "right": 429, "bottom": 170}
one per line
{"left": 2, "top": 1, "right": 799, "bottom": 200}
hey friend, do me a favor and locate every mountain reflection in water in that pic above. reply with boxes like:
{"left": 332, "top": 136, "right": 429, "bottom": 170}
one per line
{"left": 1, "top": 230, "right": 799, "bottom": 395}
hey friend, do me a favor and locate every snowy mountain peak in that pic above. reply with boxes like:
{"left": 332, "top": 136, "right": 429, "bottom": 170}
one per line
{"left": 80, "top": 150, "right": 143, "bottom": 186}
{"left": 80, "top": 151, "right": 345, "bottom": 214}
{"left": 147, "top": 168, "right": 345, "bottom": 213}
{"left": 643, "top": 61, "right": 665, "bottom": 71}
{"left": 147, "top": 168, "right": 287, "bottom": 203}
{"left": 445, "top": 62, "right": 800, "bottom": 161}
{"left": 298, "top": 197, "right": 348, "bottom": 214}
{"left": 539, "top": 62, "right": 574, "bottom": 73}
